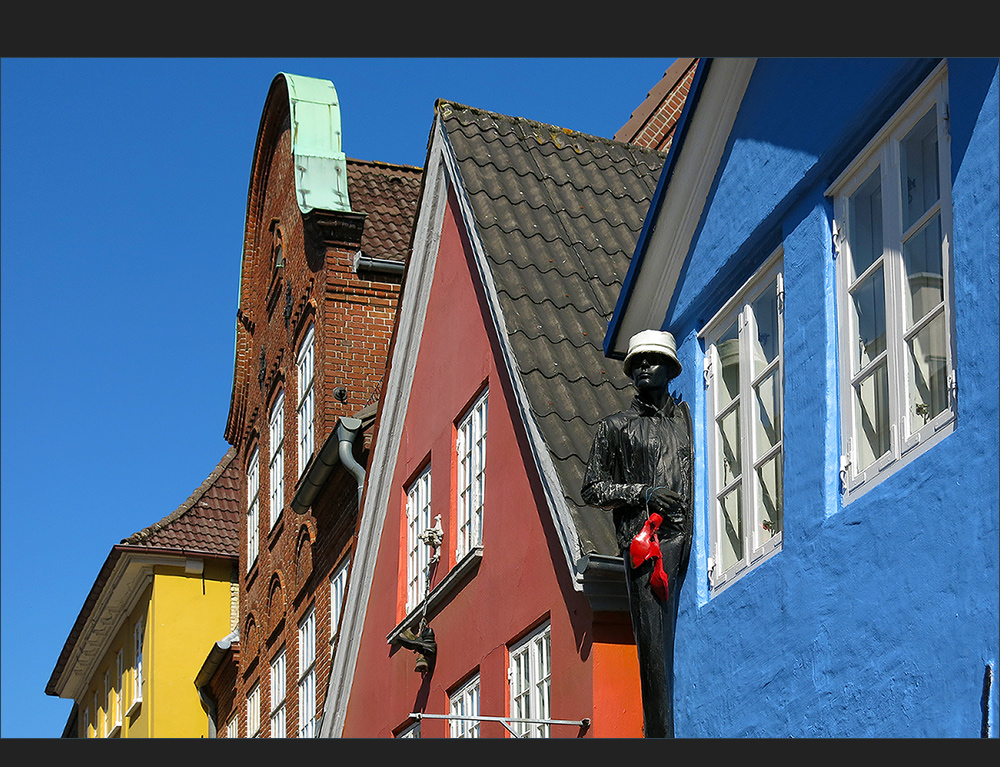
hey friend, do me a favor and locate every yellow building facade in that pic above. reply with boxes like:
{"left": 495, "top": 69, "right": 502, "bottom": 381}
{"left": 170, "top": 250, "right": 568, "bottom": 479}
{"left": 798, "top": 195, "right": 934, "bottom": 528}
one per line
{"left": 48, "top": 450, "right": 240, "bottom": 738}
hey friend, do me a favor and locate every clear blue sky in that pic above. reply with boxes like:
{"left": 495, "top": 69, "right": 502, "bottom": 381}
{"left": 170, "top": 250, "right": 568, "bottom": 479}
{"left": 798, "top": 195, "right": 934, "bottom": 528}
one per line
{"left": 1, "top": 57, "right": 674, "bottom": 738}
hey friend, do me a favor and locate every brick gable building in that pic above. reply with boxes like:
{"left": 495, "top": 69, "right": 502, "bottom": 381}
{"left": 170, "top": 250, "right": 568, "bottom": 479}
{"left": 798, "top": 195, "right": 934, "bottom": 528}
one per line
{"left": 217, "top": 72, "right": 421, "bottom": 738}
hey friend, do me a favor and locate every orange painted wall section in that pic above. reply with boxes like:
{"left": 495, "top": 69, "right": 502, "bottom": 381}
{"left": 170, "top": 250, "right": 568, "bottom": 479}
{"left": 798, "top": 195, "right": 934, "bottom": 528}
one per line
{"left": 342, "top": 186, "right": 643, "bottom": 737}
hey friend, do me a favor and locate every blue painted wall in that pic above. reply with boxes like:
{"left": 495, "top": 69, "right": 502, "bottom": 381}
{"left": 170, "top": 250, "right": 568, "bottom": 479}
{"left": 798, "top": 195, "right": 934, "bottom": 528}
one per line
{"left": 662, "top": 58, "right": 999, "bottom": 737}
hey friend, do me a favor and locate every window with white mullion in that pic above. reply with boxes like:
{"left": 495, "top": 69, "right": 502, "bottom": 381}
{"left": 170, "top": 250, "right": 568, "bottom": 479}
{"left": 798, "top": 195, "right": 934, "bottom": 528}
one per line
{"left": 247, "top": 450, "right": 260, "bottom": 568}
{"left": 704, "top": 252, "right": 784, "bottom": 593}
{"left": 831, "top": 63, "right": 955, "bottom": 501}
{"left": 449, "top": 674, "right": 481, "bottom": 738}
{"left": 456, "top": 390, "right": 488, "bottom": 560}
{"left": 297, "top": 326, "right": 315, "bottom": 474}
{"left": 270, "top": 649, "right": 286, "bottom": 738}
{"left": 298, "top": 608, "right": 317, "bottom": 738}
{"left": 247, "top": 682, "right": 261, "bottom": 738}
{"left": 269, "top": 392, "right": 285, "bottom": 526}
{"left": 508, "top": 623, "right": 551, "bottom": 738}
{"left": 406, "top": 467, "right": 433, "bottom": 612}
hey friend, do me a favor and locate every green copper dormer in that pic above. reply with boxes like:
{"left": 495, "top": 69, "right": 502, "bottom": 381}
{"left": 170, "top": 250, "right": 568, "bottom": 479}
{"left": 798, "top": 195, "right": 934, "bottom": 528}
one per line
{"left": 281, "top": 72, "right": 351, "bottom": 214}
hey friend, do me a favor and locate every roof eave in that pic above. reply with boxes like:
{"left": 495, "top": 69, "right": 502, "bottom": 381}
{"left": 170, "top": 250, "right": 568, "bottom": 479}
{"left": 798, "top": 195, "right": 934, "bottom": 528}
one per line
{"left": 605, "top": 58, "right": 757, "bottom": 358}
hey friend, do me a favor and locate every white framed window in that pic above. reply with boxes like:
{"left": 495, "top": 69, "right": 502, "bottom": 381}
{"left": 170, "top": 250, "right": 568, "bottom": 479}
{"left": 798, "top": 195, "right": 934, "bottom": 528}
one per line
{"left": 247, "top": 449, "right": 260, "bottom": 568}
{"left": 226, "top": 714, "right": 239, "bottom": 739}
{"left": 329, "top": 557, "right": 350, "bottom": 650}
{"left": 270, "top": 649, "right": 287, "bottom": 738}
{"left": 828, "top": 62, "right": 956, "bottom": 503}
{"left": 456, "top": 389, "right": 488, "bottom": 559}
{"left": 297, "top": 325, "right": 316, "bottom": 475}
{"left": 113, "top": 649, "right": 123, "bottom": 730}
{"left": 269, "top": 391, "right": 285, "bottom": 526}
{"left": 701, "top": 250, "right": 784, "bottom": 593}
{"left": 397, "top": 721, "right": 420, "bottom": 738}
{"left": 93, "top": 691, "right": 102, "bottom": 738}
{"left": 449, "top": 673, "right": 481, "bottom": 738}
{"left": 298, "top": 607, "right": 317, "bottom": 738}
{"left": 247, "top": 682, "right": 261, "bottom": 738}
{"left": 508, "top": 622, "right": 551, "bottom": 738}
{"left": 105, "top": 669, "right": 118, "bottom": 737}
{"left": 130, "top": 618, "right": 143, "bottom": 711}
{"left": 406, "top": 466, "right": 433, "bottom": 612}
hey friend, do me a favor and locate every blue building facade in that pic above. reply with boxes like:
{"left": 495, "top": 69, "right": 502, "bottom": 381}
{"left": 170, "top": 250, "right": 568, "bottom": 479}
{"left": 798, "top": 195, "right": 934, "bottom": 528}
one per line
{"left": 607, "top": 58, "right": 999, "bottom": 737}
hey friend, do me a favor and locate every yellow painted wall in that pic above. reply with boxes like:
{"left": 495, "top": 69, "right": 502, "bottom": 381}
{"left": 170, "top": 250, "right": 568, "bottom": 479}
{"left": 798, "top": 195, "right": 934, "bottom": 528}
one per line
{"left": 76, "top": 557, "right": 234, "bottom": 738}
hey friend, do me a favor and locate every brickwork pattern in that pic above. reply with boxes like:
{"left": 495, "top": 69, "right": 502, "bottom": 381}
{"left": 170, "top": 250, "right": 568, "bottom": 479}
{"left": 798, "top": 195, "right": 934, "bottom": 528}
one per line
{"left": 219, "top": 85, "right": 420, "bottom": 736}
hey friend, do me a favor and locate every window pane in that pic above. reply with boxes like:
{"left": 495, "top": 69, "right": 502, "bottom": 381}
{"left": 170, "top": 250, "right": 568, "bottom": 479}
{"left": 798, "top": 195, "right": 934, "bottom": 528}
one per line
{"left": 851, "top": 266, "right": 887, "bottom": 371}
{"left": 754, "top": 452, "right": 782, "bottom": 549}
{"left": 752, "top": 368, "right": 781, "bottom": 457}
{"left": 717, "top": 405, "right": 741, "bottom": 487}
{"left": 848, "top": 168, "right": 883, "bottom": 277}
{"left": 900, "top": 108, "right": 940, "bottom": 231}
{"left": 717, "top": 324, "right": 740, "bottom": 406}
{"left": 718, "top": 485, "right": 743, "bottom": 572}
{"left": 751, "top": 279, "right": 780, "bottom": 375}
{"left": 854, "top": 362, "right": 891, "bottom": 471}
{"left": 902, "top": 212, "right": 944, "bottom": 327}
{"left": 907, "top": 310, "right": 949, "bottom": 433}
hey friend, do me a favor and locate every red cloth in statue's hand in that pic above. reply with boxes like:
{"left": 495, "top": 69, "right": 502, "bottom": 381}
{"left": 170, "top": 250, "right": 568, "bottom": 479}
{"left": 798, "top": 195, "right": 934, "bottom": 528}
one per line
{"left": 630, "top": 512, "right": 670, "bottom": 602}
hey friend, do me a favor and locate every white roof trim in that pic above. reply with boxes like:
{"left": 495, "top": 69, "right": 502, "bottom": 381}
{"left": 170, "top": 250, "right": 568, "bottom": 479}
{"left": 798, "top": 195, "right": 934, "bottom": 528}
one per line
{"left": 611, "top": 58, "right": 757, "bottom": 354}
{"left": 319, "top": 118, "right": 450, "bottom": 739}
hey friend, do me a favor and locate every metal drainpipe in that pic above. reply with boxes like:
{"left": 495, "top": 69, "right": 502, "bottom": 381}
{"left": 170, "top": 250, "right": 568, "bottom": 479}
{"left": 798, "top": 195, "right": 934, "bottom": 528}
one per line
{"left": 336, "top": 417, "right": 365, "bottom": 498}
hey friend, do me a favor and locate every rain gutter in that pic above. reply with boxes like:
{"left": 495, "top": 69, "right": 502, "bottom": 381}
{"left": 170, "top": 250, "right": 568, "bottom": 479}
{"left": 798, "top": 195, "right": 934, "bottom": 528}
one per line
{"left": 292, "top": 416, "right": 365, "bottom": 514}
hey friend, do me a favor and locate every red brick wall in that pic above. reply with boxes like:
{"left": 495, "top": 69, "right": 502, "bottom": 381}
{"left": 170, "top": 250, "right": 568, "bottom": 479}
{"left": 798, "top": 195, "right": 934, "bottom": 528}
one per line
{"left": 618, "top": 58, "right": 698, "bottom": 153}
{"left": 222, "top": 82, "right": 417, "bottom": 737}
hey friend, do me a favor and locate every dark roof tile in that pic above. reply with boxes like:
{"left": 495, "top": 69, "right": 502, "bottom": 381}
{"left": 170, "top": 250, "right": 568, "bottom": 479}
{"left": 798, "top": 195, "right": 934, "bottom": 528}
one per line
{"left": 441, "top": 102, "right": 668, "bottom": 555}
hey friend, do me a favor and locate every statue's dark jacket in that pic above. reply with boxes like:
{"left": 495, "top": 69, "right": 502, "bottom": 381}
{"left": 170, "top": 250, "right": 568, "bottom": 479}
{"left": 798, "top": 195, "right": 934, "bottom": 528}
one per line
{"left": 581, "top": 395, "right": 693, "bottom": 553}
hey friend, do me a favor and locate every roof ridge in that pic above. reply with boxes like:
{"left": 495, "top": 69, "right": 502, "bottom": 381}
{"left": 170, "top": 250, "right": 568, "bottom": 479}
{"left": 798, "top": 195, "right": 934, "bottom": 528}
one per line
{"left": 437, "top": 100, "right": 672, "bottom": 158}
{"left": 345, "top": 156, "right": 424, "bottom": 173}
{"left": 122, "top": 447, "right": 237, "bottom": 545}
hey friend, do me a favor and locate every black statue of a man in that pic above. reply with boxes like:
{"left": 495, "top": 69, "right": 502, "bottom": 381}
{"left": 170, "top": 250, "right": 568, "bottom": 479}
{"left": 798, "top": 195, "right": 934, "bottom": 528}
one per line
{"left": 582, "top": 329, "right": 692, "bottom": 738}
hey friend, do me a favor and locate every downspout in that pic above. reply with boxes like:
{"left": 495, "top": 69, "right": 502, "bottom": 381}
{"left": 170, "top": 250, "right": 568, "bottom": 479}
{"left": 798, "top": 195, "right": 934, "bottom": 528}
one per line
{"left": 194, "top": 628, "right": 239, "bottom": 738}
{"left": 336, "top": 416, "right": 365, "bottom": 497}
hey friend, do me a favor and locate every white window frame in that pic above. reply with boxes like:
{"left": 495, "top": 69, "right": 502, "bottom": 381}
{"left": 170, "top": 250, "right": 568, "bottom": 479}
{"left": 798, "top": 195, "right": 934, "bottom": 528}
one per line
{"left": 269, "top": 391, "right": 285, "bottom": 526}
{"left": 406, "top": 467, "right": 433, "bottom": 612}
{"left": 508, "top": 622, "right": 551, "bottom": 738}
{"left": 129, "top": 618, "right": 143, "bottom": 713}
{"left": 329, "top": 557, "right": 350, "bottom": 651}
{"left": 226, "top": 713, "right": 239, "bottom": 739}
{"left": 296, "top": 325, "right": 316, "bottom": 475}
{"left": 247, "top": 682, "right": 261, "bottom": 738}
{"left": 247, "top": 449, "right": 260, "bottom": 568}
{"left": 270, "top": 649, "right": 286, "bottom": 738}
{"left": 298, "top": 607, "right": 317, "bottom": 738}
{"left": 397, "top": 721, "right": 420, "bottom": 738}
{"left": 828, "top": 61, "right": 956, "bottom": 504}
{"left": 94, "top": 690, "right": 102, "bottom": 738}
{"left": 113, "top": 648, "right": 124, "bottom": 730}
{"left": 449, "top": 673, "right": 481, "bottom": 738}
{"left": 456, "top": 389, "right": 488, "bottom": 560}
{"left": 701, "top": 249, "right": 785, "bottom": 594}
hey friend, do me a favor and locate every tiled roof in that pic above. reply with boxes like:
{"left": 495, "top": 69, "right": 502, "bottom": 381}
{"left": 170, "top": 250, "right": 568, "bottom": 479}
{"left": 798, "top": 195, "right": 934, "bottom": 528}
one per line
{"left": 121, "top": 448, "right": 240, "bottom": 557}
{"left": 440, "top": 102, "right": 668, "bottom": 556}
{"left": 346, "top": 158, "right": 423, "bottom": 262}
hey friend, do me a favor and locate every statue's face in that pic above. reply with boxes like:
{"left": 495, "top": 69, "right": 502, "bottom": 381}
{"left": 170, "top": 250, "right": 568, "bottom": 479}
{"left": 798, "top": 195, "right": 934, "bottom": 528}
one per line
{"left": 630, "top": 352, "right": 673, "bottom": 393}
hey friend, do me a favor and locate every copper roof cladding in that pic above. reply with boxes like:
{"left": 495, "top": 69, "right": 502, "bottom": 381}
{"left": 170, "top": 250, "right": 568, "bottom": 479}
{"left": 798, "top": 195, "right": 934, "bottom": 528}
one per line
{"left": 121, "top": 447, "right": 240, "bottom": 557}
{"left": 346, "top": 158, "right": 423, "bottom": 262}
{"left": 439, "top": 102, "right": 668, "bottom": 556}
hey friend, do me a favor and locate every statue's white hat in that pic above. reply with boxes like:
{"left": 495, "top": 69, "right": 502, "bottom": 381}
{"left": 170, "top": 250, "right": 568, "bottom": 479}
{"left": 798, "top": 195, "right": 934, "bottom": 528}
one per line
{"left": 623, "top": 329, "right": 682, "bottom": 379}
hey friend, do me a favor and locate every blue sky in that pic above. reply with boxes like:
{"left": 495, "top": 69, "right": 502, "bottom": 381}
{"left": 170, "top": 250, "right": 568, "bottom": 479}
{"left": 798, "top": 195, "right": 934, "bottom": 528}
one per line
{"left": 1, "top": 56, "right": 675, "bottom": 738}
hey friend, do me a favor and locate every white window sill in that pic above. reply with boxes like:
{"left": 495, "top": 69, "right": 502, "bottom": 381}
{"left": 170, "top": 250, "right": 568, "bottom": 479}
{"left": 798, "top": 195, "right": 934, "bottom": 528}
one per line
{"left": 387, "top": 546, "right": 483, "bottom": 644}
